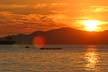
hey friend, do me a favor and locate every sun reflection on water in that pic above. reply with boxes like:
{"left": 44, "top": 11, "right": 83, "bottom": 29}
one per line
{"left": 85, "top": 46, "right": 99, "bottom": 71}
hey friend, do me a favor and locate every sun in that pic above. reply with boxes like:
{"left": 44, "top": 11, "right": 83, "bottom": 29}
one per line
{"left": 82, "top": 20, "right": 101, "bottom": 31}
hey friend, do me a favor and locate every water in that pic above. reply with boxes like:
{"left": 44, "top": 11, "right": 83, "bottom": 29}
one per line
{"left": 0, "top": 45, "right": 108, "bottom": 72}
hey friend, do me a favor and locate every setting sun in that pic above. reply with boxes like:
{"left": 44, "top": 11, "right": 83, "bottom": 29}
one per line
{"left": 82, "top": 20, "right": 101, "bottom": 31}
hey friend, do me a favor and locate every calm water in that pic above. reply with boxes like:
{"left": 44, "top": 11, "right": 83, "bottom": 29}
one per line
{"left": 0, "top": 45, "right": 108, "bottom": 72}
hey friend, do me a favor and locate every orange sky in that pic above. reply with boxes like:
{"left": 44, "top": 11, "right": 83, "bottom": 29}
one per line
{"left": 0, "top": 0, "right": 108, "bottom": 37}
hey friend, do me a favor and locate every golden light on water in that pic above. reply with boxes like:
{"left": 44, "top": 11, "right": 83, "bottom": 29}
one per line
{"left": 82, "top": 20, "right": 101, "bottom": 31}
{"left": 85, "top": 46, "right": 99, "bottom": 71}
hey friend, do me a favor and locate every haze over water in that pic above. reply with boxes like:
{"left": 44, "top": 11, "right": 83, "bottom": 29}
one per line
{"left": 0, "top": 45, "right": 108, "bottom": 72}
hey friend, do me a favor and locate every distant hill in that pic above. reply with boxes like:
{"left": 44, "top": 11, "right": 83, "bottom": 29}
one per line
{"left": 0, "top": 27, "right": 108, "bottom": 45}
{"left": 43, "top": 27, "right": 108, "bottom": 45}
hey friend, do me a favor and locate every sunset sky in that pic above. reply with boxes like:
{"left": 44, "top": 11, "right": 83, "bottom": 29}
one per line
{"left": 0, "top": 0, "right": 108, "bottom": 37}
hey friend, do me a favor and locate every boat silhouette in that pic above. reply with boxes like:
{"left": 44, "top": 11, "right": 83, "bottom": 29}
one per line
{"left": 40, "top": 48, "right": 62, "bottom": 50}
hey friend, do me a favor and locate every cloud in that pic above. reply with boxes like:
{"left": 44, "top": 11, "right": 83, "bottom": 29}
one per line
{"left": 0, "top": 11, "right": 67, "bottom": 37}
{"left": 0, "top": 2, "right": 70, "bottom": 37}
{"left": 0, "top": 0, "right": 62, "bottom": 5}
{"left": 0, "top": 3, "right": 68, "bottom": 15}
{"left": 90, "top": 6, "right": 108, "bottom": 12}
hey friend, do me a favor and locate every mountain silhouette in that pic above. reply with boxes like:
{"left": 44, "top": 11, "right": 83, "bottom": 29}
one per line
{"left": 0, "top": 27, "right": 108, "bottom": 45}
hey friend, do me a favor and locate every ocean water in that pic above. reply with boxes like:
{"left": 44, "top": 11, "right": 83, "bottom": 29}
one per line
{"left": 0, "top": 45, "right": 108, "bottom": 72}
